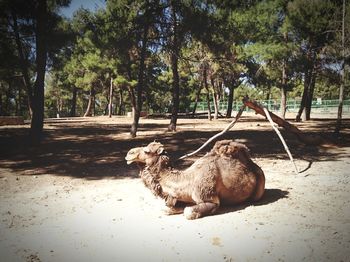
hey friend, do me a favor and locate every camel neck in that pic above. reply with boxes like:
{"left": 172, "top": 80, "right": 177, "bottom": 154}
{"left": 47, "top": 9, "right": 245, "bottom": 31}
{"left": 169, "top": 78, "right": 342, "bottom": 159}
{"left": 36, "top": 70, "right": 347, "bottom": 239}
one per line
{"left": 140, "top": 165, "right": 178, "bottom": 206}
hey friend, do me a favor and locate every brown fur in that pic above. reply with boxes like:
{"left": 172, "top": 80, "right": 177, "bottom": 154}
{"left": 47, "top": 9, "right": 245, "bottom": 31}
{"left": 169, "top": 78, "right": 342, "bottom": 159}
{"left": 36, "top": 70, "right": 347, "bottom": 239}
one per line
{"left": 125, "top": 140, "right": 265, "bottom": 219}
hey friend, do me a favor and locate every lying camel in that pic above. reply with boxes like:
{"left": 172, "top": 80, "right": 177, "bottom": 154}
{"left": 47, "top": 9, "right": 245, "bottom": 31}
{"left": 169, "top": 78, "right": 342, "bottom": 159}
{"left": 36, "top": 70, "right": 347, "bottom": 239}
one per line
{"left": 125, "top": 140, "right": 265, "bottom": 219}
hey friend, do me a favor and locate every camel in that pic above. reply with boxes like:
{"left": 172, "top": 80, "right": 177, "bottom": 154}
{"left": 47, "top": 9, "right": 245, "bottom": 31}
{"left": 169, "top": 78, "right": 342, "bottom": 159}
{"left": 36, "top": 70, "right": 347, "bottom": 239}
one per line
{"left": 125, "top": 140, "right": 265, "bottom": 219}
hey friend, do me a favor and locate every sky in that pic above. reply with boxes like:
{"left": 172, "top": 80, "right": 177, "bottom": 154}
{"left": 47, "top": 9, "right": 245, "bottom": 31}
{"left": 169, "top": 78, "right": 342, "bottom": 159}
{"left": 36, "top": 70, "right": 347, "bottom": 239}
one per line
{"left": 59, "top": 0, "right": 106, "bottom": 18}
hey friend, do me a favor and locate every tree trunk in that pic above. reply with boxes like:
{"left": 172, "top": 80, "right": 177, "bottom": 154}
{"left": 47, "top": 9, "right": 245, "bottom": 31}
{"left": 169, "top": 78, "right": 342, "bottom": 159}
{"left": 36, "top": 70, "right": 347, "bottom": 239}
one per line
{"left": 21, "top": 76, "right": 32, "bottom": 117}
{"left": 206, "top": 91, "right": 212, "bottom": 121}
{"left": 168, "top": 1, "right": 180, "bottom": 132}
{"left": 11, "top": 11, "right": 34, "bottom": 117}
{"left": 296, "top": 67, "right": 314, "bottom": 122}
{"left": 280, "top": 32, "right": 289, "bottom": 119}
{"left": 296, "top": 49, "right": 316, "bottom": 122}
{"left": 103, "top": 103, "right": 108, "bottom": 116}
{"left": 92, "top": 91, "right": 95, "bottom": 116}
{"left": 295, "top": 72, "right": 309, "bottom": 122}
{"left": 126, "top": 62, "right": 136, "bottom": 118}
{"left": 130, "top": 24, "right": 149, "bottom": 137}
{"left": 128, "top": 85, "right": 136, "bottom": 115}
{"left": 108, "top": 77, "right": 113, "bottom": 118}
{"left": 191, "top": 82, "right": 203, "bottom": 116}
{"left": 83, "top": 87, "right": 94, "bottom": 117}
{"left": 30, "top": 0, "right": 47, "bottom": 144}
{"left": 56, "top": 96, "right": 60, "bottom": 118}
{"left": 84, "top": 94, "right": 92, "bottom": 117}
{"left": 16, "top": 81, "right": 20, "bottom": 116}
{"left": 168, "top": 50, "right": 180, "bottom": 131}
{"left": 17, "top": 79, "right": 25, "bottom": 116}
{"left": 5, "top": 85, "right": 10, "bottom": 115}
{"left": 280, "top": 86, "right": 287, "bottom": 119}
{"left": 305, "top": 72, "right": 316, "bottom": 120}
{"left": 335, "top": 0, "right": 346, "bottom": 134}
{"left": 226, "top": 84, "right": 234, "bottom": 118}
{"left": 70, "top": 87, "right": 77, "bottom": 117}
{"left": 203, "top": 68, "right": 212, "bottom": 121}
{"left": 19, "top": 80, "right": 27, "bottom": 116}
{"left": 336, "top": 75, "right": 345, "bottom": 134}
{"left": 211, "top": 78, "right": 219, "bottom": 120}
{"left": 0, "top": 90, "right": 2, "bottom": 116}
{"left": 265, "top": 88, "right": 271, "bottom": 101}
{"left": 280, "top": 56, "right": 288, "bottom": 119}
{"left": 118, "top": 88, "right": 124, "bottom": 115}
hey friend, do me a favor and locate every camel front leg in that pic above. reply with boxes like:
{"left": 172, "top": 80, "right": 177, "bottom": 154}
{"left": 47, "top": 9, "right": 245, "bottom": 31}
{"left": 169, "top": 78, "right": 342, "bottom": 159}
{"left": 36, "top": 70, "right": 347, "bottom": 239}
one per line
{"left": 164, "top": 206, "right": 185, "bottom": 215}
{"left": 163, "top": 196, "right": 186, "bottom": 215}
{"left": 183, "top": 198, "right": 220, "bottom": 220}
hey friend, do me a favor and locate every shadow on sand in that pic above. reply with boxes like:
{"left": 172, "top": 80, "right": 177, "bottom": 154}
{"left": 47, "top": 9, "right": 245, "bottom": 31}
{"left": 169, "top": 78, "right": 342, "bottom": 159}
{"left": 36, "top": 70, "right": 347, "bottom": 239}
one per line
{"left": 217, "top": 188, "right": 289, "bottom": 216}
{"left": 0, "top": 117, "right": 349, "bottom": 180}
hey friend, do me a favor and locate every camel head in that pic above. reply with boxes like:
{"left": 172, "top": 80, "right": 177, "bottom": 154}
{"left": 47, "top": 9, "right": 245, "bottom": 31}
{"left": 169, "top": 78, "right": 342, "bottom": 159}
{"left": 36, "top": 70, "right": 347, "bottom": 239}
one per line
{"left": 125, "top": 142, "right": 166, "bottom": 166}
{"left": 125, "top": 146, "right": 144, "bottom": 165}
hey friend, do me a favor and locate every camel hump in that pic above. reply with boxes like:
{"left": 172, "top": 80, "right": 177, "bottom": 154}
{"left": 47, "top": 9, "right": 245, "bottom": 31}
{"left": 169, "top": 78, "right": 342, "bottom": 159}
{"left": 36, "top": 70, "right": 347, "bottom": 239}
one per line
{"left": 211, "top": 140, "right": 251, "bottom": 159}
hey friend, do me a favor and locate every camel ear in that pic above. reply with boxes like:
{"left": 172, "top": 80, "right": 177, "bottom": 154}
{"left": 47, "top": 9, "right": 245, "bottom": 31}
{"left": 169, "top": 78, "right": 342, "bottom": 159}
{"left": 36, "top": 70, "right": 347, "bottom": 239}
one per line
{"left": 156, "top": 147, "right": 164, "bottom": 155}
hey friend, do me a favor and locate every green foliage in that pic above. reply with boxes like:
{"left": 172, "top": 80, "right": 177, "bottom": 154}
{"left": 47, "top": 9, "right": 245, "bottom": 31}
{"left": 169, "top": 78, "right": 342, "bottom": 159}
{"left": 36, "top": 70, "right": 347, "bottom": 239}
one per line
{"left": 1, "top": 0, "right": 347, "bottom": 118}
{"left": 287, "top": 0, "right": 338, "bottom": 45}
{"left": 0, "top": 0, "right": 72, "bottom": 117}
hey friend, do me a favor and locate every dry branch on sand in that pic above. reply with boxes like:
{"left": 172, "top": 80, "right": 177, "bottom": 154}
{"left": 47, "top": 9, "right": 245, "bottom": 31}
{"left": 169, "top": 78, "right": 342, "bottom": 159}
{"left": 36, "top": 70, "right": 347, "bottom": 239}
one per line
{"left": 263, "top": 107, "right": 299, "bottom": 175}
{"left": 177, "top": 97, "right": 335, "bottom": 177}
{"left": 178, "top": 105, "right": 246, "bottom": 160}
{"left": 242, "top": 97, "right": 330, "bottom": 146}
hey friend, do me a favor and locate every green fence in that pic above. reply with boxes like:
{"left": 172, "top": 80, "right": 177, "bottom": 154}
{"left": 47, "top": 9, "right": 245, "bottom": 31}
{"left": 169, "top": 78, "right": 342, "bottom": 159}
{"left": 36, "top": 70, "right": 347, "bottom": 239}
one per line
{"left": 190, "top": 99, "right": 350, "bottom": 114}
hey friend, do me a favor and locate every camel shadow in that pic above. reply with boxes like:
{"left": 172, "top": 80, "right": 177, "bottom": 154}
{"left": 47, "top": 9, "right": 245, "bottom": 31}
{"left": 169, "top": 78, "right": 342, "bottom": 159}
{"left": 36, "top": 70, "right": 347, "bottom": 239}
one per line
{"left": 217, "top": 188, "right": 289, "bottom": 216}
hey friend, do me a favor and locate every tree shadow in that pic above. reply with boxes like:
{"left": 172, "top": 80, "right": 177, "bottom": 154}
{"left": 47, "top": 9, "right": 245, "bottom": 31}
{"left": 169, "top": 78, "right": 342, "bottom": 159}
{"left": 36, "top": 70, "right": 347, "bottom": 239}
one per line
{"left": 217, "top": 188, "right": 289, "bottom": 216}
{"left": 0, "top": 117, "right": 349, "bottom": 180}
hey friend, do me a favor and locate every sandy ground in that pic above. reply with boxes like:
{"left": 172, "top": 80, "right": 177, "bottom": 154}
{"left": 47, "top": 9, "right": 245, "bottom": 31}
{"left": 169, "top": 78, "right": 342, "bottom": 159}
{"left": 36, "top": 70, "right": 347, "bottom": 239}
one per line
{"left": 0, "top": 115, "right": 350, "bottom": 261}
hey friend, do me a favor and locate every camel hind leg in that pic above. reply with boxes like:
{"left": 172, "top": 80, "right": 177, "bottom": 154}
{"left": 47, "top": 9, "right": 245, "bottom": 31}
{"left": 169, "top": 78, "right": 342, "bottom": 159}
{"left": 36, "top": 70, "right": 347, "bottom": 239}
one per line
{"left": 251, "top": 165, "right": 266, "bottom": 202}
{"left": 183, "top": 197, "right": 220, "bottom": 220}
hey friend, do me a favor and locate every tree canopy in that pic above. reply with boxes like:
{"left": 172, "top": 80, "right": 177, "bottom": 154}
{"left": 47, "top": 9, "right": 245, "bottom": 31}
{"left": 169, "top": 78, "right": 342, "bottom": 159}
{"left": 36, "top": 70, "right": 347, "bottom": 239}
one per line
{"left": 0, "top": 0, "right": 348, "bottom": 139}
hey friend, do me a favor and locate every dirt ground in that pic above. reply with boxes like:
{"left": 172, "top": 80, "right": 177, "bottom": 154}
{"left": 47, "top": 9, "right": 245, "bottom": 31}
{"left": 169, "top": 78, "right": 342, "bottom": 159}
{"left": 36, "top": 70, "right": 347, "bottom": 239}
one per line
{"left": 0, "top": 114, "right": 350, "bottom": 262}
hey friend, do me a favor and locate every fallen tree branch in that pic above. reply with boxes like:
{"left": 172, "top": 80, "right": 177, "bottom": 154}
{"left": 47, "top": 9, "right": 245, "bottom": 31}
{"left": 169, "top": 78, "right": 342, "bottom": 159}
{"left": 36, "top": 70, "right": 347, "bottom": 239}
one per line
{"left": 243, "top": 97, "right": 328, "bottom": 146}
{"left": 178, "top": 105, "right": 246, "bottom": 160}
{"left": 263, "top": 107, "right": 299, "bottom": 175}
